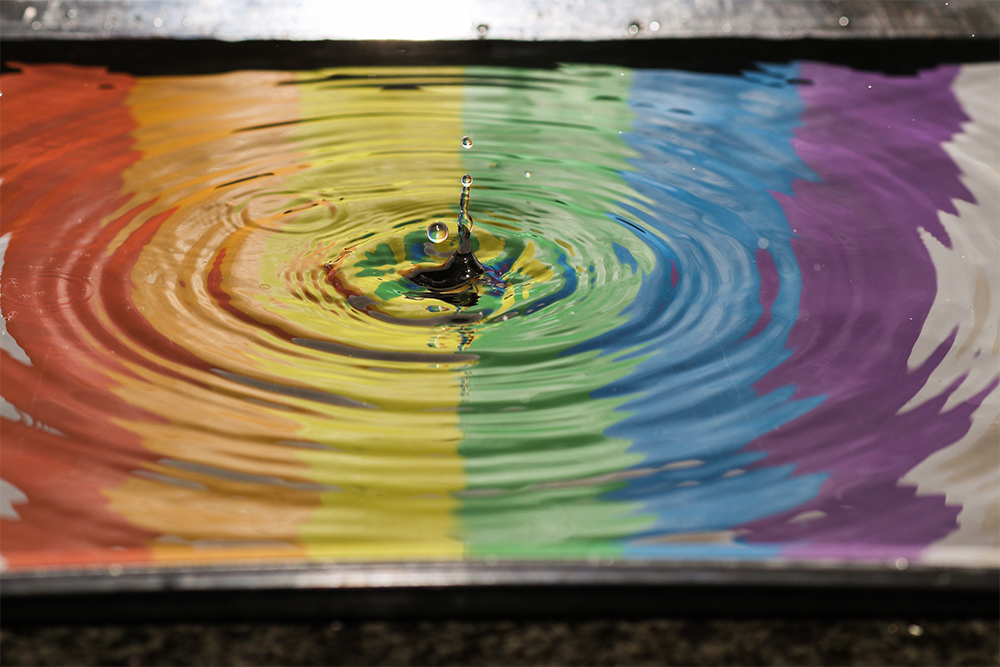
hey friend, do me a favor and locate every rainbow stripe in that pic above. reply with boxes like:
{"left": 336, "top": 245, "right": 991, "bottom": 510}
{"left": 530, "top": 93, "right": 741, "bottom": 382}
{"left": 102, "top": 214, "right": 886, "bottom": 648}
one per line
{"left": 1, "top": 60, "right": 996, "bottom": 571}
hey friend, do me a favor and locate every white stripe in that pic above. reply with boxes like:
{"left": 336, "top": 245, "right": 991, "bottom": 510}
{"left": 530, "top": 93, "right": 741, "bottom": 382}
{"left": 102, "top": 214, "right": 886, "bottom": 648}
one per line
{"left": 902, "top": 63, "right": 1000, "bottom": 558}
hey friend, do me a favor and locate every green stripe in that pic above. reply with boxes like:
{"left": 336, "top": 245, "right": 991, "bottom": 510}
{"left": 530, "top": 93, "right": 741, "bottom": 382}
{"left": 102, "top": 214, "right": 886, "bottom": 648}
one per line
{"left": 457, "top": 65, "right": 657, "bottom": 558}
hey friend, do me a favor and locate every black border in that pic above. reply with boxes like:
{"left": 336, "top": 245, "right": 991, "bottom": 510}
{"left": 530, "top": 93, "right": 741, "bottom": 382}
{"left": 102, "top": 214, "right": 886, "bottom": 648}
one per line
{"left": 2, "top": 38, "right": 998, "bottom": 77}
{"left": 4, "top": 562, "right": 998, "bottom": 623}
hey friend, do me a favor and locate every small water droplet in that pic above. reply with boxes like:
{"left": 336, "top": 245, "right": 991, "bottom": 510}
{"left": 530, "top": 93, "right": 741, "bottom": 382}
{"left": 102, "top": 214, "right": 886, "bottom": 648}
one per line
{"left": 427, "top": 222, "right": 448, "bottom": 243}
{"left": 461, "top": 174, "right": 473, "bottom": 187}
{"left": 524, "top": 171, "right": 531, "bottom": 178}
{"left": 757, "top": 238, "right": 770, "bottom": 249}
{"left": 839, "top": 15, "right": 850, "bottom": 27}
{"left": 427, "top": 305, "right": 445, "bottom": 312}
{"left": 461, "top": 136, "right": 473, "bottom": 149}
{"left": 476, "top": 24, "right": 489, "bottom": 36}
{"left": 258, "top": 283, "right": 271, "bottom": 289}
{"left": 627, "top": 23, "right": 640, "bottom": 35}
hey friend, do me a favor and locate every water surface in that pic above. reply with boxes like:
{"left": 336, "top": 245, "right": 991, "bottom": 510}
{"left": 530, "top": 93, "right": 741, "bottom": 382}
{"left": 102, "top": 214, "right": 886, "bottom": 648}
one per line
{"left": 1, "top": 61, "right": 997, "bottom": 570}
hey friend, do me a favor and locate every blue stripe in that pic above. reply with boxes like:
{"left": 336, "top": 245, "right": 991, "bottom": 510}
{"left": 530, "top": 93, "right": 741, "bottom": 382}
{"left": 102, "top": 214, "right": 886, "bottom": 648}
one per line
{"left": 572, "top": 65, "right": 829, "bottom": 552}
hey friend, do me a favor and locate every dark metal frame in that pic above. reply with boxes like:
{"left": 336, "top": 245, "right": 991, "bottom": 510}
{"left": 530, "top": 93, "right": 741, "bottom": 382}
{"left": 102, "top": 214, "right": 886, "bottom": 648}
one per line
{"left": 1, "top": 8, "right": 998, "bottom": 623}
{"left": 4, "top": 561, "right": 998, "bottom": 622}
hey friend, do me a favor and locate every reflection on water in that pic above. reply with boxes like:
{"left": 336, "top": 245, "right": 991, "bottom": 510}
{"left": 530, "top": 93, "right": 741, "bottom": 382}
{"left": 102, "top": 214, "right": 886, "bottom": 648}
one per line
{"left": 0, "top": 61, "right": 997, "bottom": 570}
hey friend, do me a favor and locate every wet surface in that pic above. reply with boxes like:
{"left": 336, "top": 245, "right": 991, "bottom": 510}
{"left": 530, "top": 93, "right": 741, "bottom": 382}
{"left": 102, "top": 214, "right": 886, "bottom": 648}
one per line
{"left": 1, "top": 60, "right": 997, "bottom": 572}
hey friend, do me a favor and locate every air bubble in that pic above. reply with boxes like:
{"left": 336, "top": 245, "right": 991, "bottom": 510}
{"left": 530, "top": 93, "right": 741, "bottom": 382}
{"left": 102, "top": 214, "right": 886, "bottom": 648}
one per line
{"left": 427, "top": 222, "right": 449, "bottom": 243}
{"left": 461, "top": 136, "right": 473, "bottom": 149}
{"left": 462, "top": 174, "right": 473, "bottom": 187}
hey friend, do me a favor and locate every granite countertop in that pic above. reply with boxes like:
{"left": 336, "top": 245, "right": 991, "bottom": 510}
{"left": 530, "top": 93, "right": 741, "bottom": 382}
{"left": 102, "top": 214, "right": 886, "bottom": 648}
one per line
{"left": 3, "top": 618, "right": 998, "bottom": 666}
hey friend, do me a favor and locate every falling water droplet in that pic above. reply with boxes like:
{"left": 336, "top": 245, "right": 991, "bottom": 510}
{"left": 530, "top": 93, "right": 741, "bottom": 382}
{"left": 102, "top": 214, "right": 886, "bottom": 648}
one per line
{"left": 461, "top": 136, "right": 473, "bottom": 149}
{"left": 427, "top": 222, "right": 448, "bottom": 243}
{"left": 407, "top": 174, "right": 485, "bottom": 291}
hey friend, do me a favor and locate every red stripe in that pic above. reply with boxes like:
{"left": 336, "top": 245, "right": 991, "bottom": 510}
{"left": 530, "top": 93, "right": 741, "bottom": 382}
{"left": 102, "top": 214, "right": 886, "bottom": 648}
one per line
{"left": 1, "top": 65, "right": 160, "bottom": 564}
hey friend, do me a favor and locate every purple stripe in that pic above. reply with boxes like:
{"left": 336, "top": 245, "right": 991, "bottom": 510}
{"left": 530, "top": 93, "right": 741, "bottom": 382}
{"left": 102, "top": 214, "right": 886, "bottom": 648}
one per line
{"left": 739, "top": 62, "right": 987, "bottom": 558}
{"left": 743, "top": 248, "right": 779, "bottom": 341}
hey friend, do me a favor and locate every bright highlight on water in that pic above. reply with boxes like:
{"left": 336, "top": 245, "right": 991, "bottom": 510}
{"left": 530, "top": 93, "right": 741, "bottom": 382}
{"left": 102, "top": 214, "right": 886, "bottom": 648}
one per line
{"left": 0, "top": 62, "right": 996, "bottom": 572}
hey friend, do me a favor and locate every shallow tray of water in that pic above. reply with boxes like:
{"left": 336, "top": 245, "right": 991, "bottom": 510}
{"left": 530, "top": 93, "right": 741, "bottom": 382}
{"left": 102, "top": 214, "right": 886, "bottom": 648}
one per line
{"left": 1, "top": 41, "right": 997, "bottom": 620}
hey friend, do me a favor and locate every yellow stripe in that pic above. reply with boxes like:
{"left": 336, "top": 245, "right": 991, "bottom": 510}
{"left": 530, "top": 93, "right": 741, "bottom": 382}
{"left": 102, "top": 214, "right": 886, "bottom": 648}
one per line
{"left": 290, "top": 68, "right": 468, "bottom": 558}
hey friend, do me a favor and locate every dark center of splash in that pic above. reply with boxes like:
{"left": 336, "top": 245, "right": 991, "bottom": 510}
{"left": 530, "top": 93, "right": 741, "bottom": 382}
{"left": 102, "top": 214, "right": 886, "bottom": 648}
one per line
{"left": 406, "top": 174, "right": 487, "bottom": 302}
{"left": 323, "top": 169, "right": 572, "bottom": 325}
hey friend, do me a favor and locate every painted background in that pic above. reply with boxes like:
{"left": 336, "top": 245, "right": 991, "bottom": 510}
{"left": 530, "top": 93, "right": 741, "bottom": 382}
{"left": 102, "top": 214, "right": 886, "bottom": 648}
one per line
{"left": 1, "top": 61, "right": 997, "bottom": 571}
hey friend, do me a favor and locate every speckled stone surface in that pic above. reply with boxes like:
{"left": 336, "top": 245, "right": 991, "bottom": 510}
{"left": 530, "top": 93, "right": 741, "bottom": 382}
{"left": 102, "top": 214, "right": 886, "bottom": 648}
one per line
{"left": 2, "top": 619, "right": 998, "bottom": 666}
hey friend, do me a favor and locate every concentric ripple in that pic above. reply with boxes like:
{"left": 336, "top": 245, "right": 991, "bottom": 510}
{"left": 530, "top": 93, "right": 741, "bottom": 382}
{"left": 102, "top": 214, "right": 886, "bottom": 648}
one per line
{"left": 1, "top": 62, "right": 997, "bottom": 568}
